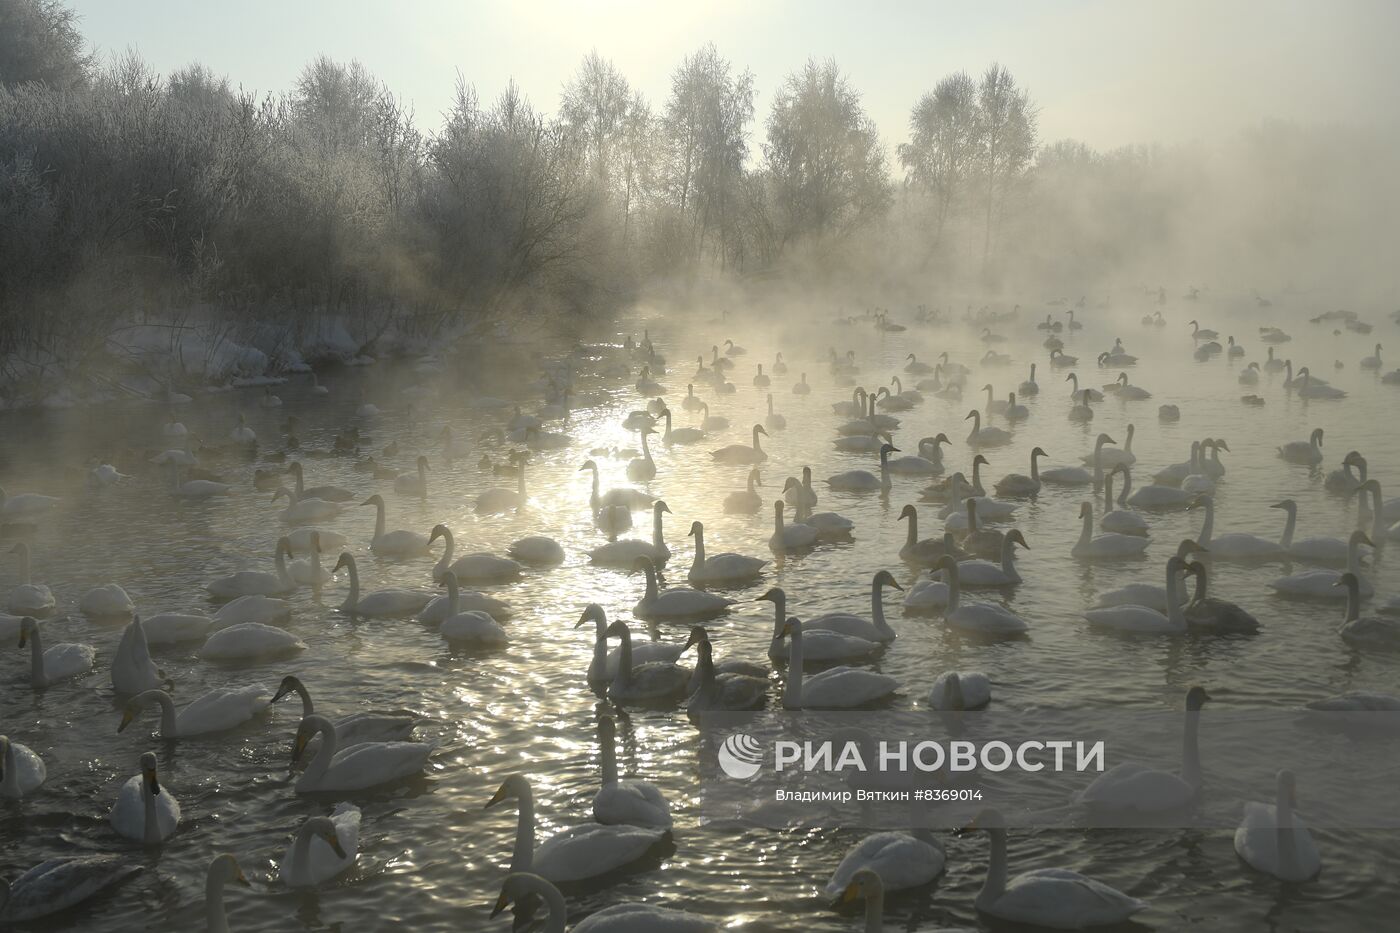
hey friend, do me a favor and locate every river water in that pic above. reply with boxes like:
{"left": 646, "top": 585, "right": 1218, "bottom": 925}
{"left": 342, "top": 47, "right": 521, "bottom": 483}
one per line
{"left": 2, "top": 293, "right": 1398, "bottom": 931}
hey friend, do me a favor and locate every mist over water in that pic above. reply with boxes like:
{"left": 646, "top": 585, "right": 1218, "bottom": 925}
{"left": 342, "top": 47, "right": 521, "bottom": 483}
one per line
{"left": 2, "top": 2, "right": 1400, "bottom": 931}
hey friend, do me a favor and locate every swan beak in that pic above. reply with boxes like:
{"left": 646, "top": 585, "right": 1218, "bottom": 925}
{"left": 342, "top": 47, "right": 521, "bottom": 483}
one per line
{"left": 840, "top": 881, "right": 864, "bottom": 903}
{"left": 485, "top": 784, "right": 510, "bottom": 809}
{"left": 118, "top": 709, "right": 134, "bottom": 733}
{"left": 234, "top": 865, "right": 250, "bottom": 886}
{"left": 889, "top": 580, "right": 904, "bottom": 592}
{"left": 1360, "top": 534, "right": 1375, "bottom": 547}
{"left": 490, "top": 892, "right": 511, "bottom": 918}
{"left": 291, "top": 733, "right": 308, "bottom": 767}
{"left": 323, "top": 832, "right": 347, "bottom": 859}
{"left": 145, "top": 769, "right": 161, "bottom": 795}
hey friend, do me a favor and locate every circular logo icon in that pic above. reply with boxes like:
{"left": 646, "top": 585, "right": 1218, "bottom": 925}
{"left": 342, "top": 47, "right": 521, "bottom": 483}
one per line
{"left": 718, "top": 732, "right": 764, "bottom": 780}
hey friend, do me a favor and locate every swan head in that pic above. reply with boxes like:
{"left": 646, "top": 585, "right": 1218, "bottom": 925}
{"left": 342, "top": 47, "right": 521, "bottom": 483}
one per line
{"left": 208, "top": 853, "right": 249, "bottom": 889}
{"left": 360, "top": 494, "right": 384, "bottom": 507}
{"left": 1185, "top": 685, "right": 1211, "bottom": 711}
{"left": 880, "top": 443, "right": 899, "bottom": 456}
{"left": 291, "top": 715, "right": 334, "bottom": 766}
{"left": 1078, "top": 501, "right": 1093, "bottom": 519}
{"left": 428, "top": 524, "right": 450, "bottom": 545}
{"left": 964, "top": 410, "right": 978, "bottom": 421}
{"left": 957, "top": 807, "right": 1006, "bottom": 834}
{"left": 1342, "top": 450, "right": 1365, "bottom": 468}
{"left": 1005, "top": 529, "right": 1030, "bottom": 550}
{"left": 756, "top": 587, "right": 785, "bottom": 605}
{"left": 492, "top": 872, "right": 551, "bottom": 919}
{"left": 778, "top": 617, "right": 802, "bottom": 639}
{"left": 1311, "top": 427, "right": 1324, "bottom": 445}
{"left": 271, "top": 675, "right": 308, "bottom": 705}
{"left": 271, "top": 487, "right": 294, "bottom": 504}
{"left": 972, "top": 454, "right": 988, "bottom": 468}
{"left": 1030, "top": 446, "right": 1046, "bottom": 459}
{"left": 873, "top": 569, "right": 903, "bottom": 592}
{"left": 753, "top": 424, "right": 768, "bottom": 437}
{"left": 575, "top": 604, "right": 607, "bottom": 630}
{"left": 1334, "top": 572, "right": 1361, "bottom": 596}
{"left": 783, "top": 477, "right": 799, "bottom": 492}
{"left": 841, "top": 866, "right": 884, "bottom": 905}
{"left": 1350, "top": 531, "right": 1375, "bottom": 549}
{"left": 331, "top": 552, "right": 355, "bottom": 574}
{"left": 688, "top": 520, "right": 704, "bottom": 537}
{"left": 140, "top": 751, "right": 162, "bottom": 795}
{"left": 934, "top": 555, "right": 958, "bottom": 573}
{"left": 578, "top": 460, "right": 598, "bottom": 473}
{"left": 629, "top": 557, "right": 657, "bottom": 578}
{"left": 654, "top": 500, "right": 672, "bottom": 515}
{"left": 302, "top": 816, "right": 347, "bottom": 858}
{"left": 1188, "top": 495, "right": 1212, "bottom": 512}
{"left": 682, "top": 625, "right": 710, "bottom": 651}
{"left": 16, "top": 616, "right": 38, "bottom": 647}
{"left": 485, "top": 774, "right": 532, "bottom": 810}
{"left": 1176, "top": 539, "right": 1205, "bottom": 559}
{"left": 1268, "top": 499, "right": 1294, "bottom": 513}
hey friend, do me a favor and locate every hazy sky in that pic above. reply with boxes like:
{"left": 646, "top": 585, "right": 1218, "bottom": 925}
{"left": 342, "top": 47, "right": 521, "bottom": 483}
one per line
{"left": 71, "top": 0, "right": 1400, "bottom": 152}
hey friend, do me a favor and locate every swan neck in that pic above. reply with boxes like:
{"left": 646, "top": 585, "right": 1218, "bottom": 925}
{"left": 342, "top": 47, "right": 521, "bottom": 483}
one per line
{"left": 1182, "top": 708, "right": 1202, "bottom": 787}
{"left": 945, "top": 564, "right": 961, "bottom": 611}
{"left": 446, "top": 574, "right": 459, "bottom": 614}
{"left": 600, "top": 724, "right": 619, "bottom": 786}
{"left": 1199, "top": 499, "right": 1214, "bottom": 545}
{"left": 1276, "top": 782, "right": 1299, "bottom": 876}
{"left": 143, "top": 774, "right": 160, "bottom": 843}
{"left": 291, "top": 822, "right": 315, "bottom": 875}
{"left": 305, "top": 721, "right": 336, "bottom": 785}
{"left": 512, "top": 789, "right": 536, "bottom": 871}
{"left": 373, "top": 500, "right": 386, "bottom": 539}
{"left": 863, "top": 882, "right": 885, "bottom": 933}
{"left": 340, "top": 556, "right": 359, "bottom": 611}
{"left": 1118, "top": 469, "right": 1131, "bottom": 504}
{"left": 156, "top": 692, "right": 177, "bottom": 736}
{"left": 871, "top": 579, "right": 893, "bottom": 637}
{"left": 1000, "top": 537, "right": 1018, "bottom": 579}
{"left": 612, "top": 627, "right": 633, "bottom": 689}
{"left": 1079, "top": 510, "right": 1093, "bottom": 548}
{"left": 692, "top": 527, "right": 705, "bottom": 569}
{"left": 434, "top": 528, "right": 455, "bottom": 579}
{"left": 652, "top": 508, "right": 665, "bottom": 548}
{"left": 905, "top": 511, "right": 918, "bottom": 547}
{"left": 783, "top": 627, "right": 803, "bottom": 708}
{"left": 1166, "top": 564, "right": 1185, "bottom": 626}
{"left": 1280, "top": 506, "right": 1296, "bottom": 549}
{"left": 977, "top": 828, "right": 1009, "bottom": 910}
{"left": 205, "top": 873, "right": 230, "bottom": 933}
{"left": 1, "top": 741, "right": 18, "bottom": 795}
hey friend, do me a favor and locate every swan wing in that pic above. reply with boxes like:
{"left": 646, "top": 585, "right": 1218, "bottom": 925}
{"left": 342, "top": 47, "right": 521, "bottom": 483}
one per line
{"left": 534, "top": 823, "right": 665, "bottom": 883}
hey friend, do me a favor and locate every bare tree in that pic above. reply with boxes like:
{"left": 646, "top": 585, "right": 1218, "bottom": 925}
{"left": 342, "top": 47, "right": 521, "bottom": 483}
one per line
{"left": 763, "top": 59, "right": 890, "bottom": 251}
{"left": 0, "top": 0, "right": 94, "bottom": 89}
{"left": 974, "top": 63, "right": 1037, "bottom": 265}
{"left": 899, "top": 70, "right": 978, "bottom": 249}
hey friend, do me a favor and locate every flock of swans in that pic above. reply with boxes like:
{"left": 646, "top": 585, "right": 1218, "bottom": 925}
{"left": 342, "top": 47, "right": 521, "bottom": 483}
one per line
{"left": 1, "top": 297, "right": 1399, "bottom": 931}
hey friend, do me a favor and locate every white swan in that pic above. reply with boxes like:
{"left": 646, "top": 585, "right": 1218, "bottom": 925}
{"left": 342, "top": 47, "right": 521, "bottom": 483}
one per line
{"left": 111, "top": 616, "right": 166, "bottom": 695}
{"left": 593, "top": 716, "right": 672, "bottom": 829}
{"left": 335, "top": 551, "right": 432, "bottom": 618}
{"left": 827, "top": 442, "right": 898, "bottom": 492}
{"left": 18, "top": 617, "right": 95, "bottom": 688}
{"left": 393, "top": 455, "right": 430, "bottom": 498}
{"left": 1278, "top": 427, "right": 1325, "bottom": 465}
{"left": 287, "top": 461, "right": 355, "bottom": 502}
{"left": 508, "top": 533, "right": 565, "bottom": 566}
{"left": 689, "top": 520, "right": 767, "bottom": 583}
{"left": 769, "top": 500, "right": 819, "bottom": 552}
{"left": 1068, "top": 388, "right": 1095, "bottom": 422}
{"left": 119, "top": 687, "right": 271, "bottom": 738}
{"left": 576, "top": 605, "right": 683, "bottom": 693}
{"left": 1192, "top": 494, "right": 1285, "bottom": 559}
{"left": 6, "top": 543, "right": 54, "bottom": 615}
{"left": 994, "top": 447, "right": 1045, "bottom": 497}
{"left": 429, "top": 524, "right": 522, "bottom": 584}
{"left": 779, "top": 619, "right": 897, "bottom": 709}
{"left": 279, "top": 804, "right": 360, "bottom": 888}
{"left": 486, "top": 775, "right": 666, "bottom": 884}
{"left": 627, "top": 427, "right": 657, "bottom": 482}
{"left": 964, "top": 807, "right": 1148, "bottom": 928}
{"left": 1078, "top": 685, "right": 1208, "bottom": 811}
{"left": 761, "top": 589, "right": 881, "bottom": 662}
{"left": 806, "top": 571, "right": 903, "bottom": 642}
{"left": 1334, "top": 572, "right": 1400, "bottom": 648}
{"left": 589, "top": 500, "right": 672, "bottom": 567}
{"left": 207, "top": 538, "right": 295, "bottom": 598}
{"left": 887, "top": 434, "right": 949, "bottom": 475}
{"left": 0, "top": 735, "right": 46, "bottom": 798}
{"left": 633, "top": 557, "right": 733, "bottom": 621}
{"left": 1271, "top": 499, "right": 1350, "bottom": 565}
{"left": 1073, "top": 501, "right": 1149, "bottom": 559}
{"left": 724, "top": 468, "right": 764, "bottom": 513}
{"left": 790, "top": 483, "right": 855, "bottom": 539}
{"left": 1065, "top": 372, "right": 1104, "bottom": 402}
{"left": 476, "top": 457, "right": 527, "bottom": 513}
{"left": 211, "top": 594, "right": 291, "bottom": 629}
{"left": 1234, "top": 770, "right": 1321, "bottom": 882}
{"left": 272, "top": 674, "right": 415, "bottom": 749}
{"left": 1269, "top": 531, "right": 1372, "bottom": 600}
{"left": 0, "top": 855, "right": 140, "bottom": 923}
{"left": 140, "top": 611, "right": 212, "bottom": 646}
{"left": 965, "top": 409, "right": 1011, "bottom": 446}
{"left": 710, "top": 424, "right": 768, "bottom": 464}
{"left": 292, "top": 714, "right": 432, "bottom": 792}
{"left": 363, "top": 494, "right": 430, "bottom": 557}
{"left": 927, "top": 670, "right": 992, "bottom": 710}
{"left": 1085, "top": 556, "right": 1191, "bottom": 634}
{"left": 936, "top": 557, "right": 1028, "bottom": 636}
{"left": 661, "top": 407, "right": 706, "bottom": 445}
{"left": 202, "top": 854, "right": 249, "bottom": 933}
{"left": 272, "top": 486, "right": 342, "bottom": 525}
{"left": 824, "top": 830, "right": 946, "bottom": 898}
{"left": 199, "top": 623, "right": 305, "bottom": 661}
{"left": 286, "top": 526, "right": 347, "bottom": 554}
{"left": 438, "top": 571, "right": 509, "bottom": 646}
{"left": 79, "top": 583, "right": 134, "bottom": 618}
{"left": 1101, "top": 465, "right": 1149, "bottom": 536}
{"left": 110, "top": 751, "right": 180, "bottom": 843}
{"left": 898, "top": 504, "right": 966, "bottom": 565}
{"left": 935, "top": 529, "right": 1028, "bottom": 587}
{"left": 0, "top": 485, "right": 60, "bottom": 520}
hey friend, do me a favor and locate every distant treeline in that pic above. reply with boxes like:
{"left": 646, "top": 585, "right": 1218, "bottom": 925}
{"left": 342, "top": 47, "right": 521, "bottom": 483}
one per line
{"left": 1, "top": 0, "right": 1394, "bottom": 369}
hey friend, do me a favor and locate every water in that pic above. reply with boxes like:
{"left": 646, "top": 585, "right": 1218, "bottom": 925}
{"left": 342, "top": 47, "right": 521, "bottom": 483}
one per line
{"left": 2, "top": 293, "right": 1398, "bottom": 931}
